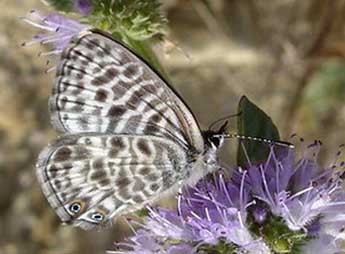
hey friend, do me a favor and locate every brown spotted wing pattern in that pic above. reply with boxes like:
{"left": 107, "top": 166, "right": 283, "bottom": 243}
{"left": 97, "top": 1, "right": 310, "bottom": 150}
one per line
{"left": 36, "top": 30, "right": 210, "bottom": 229}
{"left": 37, "top": 134, "right": 188, "bottom": 229}
{"left": 51, "top": 30, "right": 203, "bottom": 150}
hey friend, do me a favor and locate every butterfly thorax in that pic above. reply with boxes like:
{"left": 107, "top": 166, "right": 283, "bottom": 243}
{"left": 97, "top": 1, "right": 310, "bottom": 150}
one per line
{"left": 203, "top": 131, "right": 224, "bottom": 169}
{"left": 183, "top": 131, "right": 224, "bottom": 186}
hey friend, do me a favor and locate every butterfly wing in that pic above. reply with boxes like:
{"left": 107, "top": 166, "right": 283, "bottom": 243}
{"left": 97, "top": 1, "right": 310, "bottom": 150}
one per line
{"left": 38, "top": 30, "right": 206, "bottom": 229}
{"left": 51, "top": 29, "right": 203, "bottom": 151}
{"left": 37, "top": 134, "right": 188, "bottom": 229}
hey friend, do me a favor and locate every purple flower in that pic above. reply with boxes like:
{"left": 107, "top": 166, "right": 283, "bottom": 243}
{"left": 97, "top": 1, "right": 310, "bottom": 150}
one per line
{"left": 183, "top": 206, "right": 270, "bottom": 253}
{"left": 142, "top": 207, "right": 197, "bottom": 241}
{"left": 244, "top": 142, "right": 345, "bottom": 233}
{"left": 180, "top": 171, "right": 252, "bottom": 223}
{"left": 302, "top": 234, "right": 341, "bottom": 254}
{"left": 112, "top": 170, "right": 268, "bottom": 253}
{"left": 302, "top": 213, "right": 345, "bottom": 253}
{"left": 110, "top": 229, "right": 170, "bottom": 254}
{"left": 166, "top": 244, "right": 195, "bottom": 254}
{"left": 109, "top": 225, "right": 196, "bottom": 254}
{"left": 112, "top": 139, "right": 345, "bottom": 254}
{"left": 74, "top": 0, "right": 92, "bottom": 16}
{"left": 240, "top": 240, "right": 271, "bottom": 254}
{"left": 177, "top": 172, "right": 266, "bottom": 249}
{"left": 251, "top": 203, "right": 268, "bottom": 224}
{"left": 244, "top": 147, "right": 295, "bottom": 216}
{"left": 22, "top": 11, "right": 88, "bottom": 56}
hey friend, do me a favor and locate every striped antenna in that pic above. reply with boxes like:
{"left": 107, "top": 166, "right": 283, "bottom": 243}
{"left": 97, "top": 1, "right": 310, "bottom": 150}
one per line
{"left": 214, "top": 133, "right": 295, "bottom": 148}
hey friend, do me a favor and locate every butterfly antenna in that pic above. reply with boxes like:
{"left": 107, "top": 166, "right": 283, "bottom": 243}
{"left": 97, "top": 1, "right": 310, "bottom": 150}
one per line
{"left": 208, "top": 112, "right": 241, "bottom": 131}
{"left": 215, "top": 133, "right": 295, "bottom": 148}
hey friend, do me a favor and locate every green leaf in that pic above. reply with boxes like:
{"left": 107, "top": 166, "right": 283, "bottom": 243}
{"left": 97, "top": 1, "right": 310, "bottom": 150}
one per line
{"left": 262, "top": 216, "right": 307, "bottom": 254}
{"left": 43, "top": 0, "right": 74, "bottom": 12}
{"left": 237, "top": 96, "right": 280, "bottom": 166}
{"left": 135, "top": 207, "right": 150, "bottom": 217}
{"left": 198, "top": 240, "right": 236, "bottom": 254}
{"left": 305, "top": 59, "right": 345, "bottom": 116}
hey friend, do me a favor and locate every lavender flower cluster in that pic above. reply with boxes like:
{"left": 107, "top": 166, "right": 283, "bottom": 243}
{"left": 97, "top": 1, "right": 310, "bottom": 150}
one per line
{"left": 22, "top": 11, "right": 88, "bottom": 57}
{"left": 109, "top": 140, "right": 345, "bottom": 254}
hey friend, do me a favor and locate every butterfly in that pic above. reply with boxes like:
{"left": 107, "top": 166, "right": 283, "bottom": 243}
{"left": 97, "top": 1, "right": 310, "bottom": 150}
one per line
{"left": 36, "top": 29, "right": 226, "bottom": 230}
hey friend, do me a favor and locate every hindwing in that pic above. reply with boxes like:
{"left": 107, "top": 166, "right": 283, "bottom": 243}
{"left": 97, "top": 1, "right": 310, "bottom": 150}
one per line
{"left": 37, "top": 134, "right": 188, "bottom": 229}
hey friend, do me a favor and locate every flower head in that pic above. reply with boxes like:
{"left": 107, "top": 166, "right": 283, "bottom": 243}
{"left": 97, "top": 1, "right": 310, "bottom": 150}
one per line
{"left": 110, "top": 229, "right": 192, "bottom": 254}
{"left": 112, "top": 139, "right": 345, "bottom": 254}
{"left": 113, "top": 171, "right": 269, "bottom": 254}
{"left": 144, "top": 207, "right": 196, "bottom": 242}
{"left": 244, "top": 141, "right": 345, "bottom": 234}
{"left": 22, "top": 11, "right": 88, "bottom": 56}
{"left": 178, "top": 172, "right": 262, "bottom": 248}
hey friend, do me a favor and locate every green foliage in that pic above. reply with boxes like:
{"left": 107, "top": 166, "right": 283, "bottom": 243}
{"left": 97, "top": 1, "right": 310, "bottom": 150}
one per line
{"left": 237, "top": 96, "right": 280, "bottom": 166}
{"left": 87, "top": 0, "right": 167, "bottom": 41}
{"left": 198, "top": 240, "right": 237, "bottom": 254}
{"left": 42, "top": 0, "right": 74, "bottom": 12}
{"left": 250, "top": 215, "right": 308, "bottom": 254}
{"left": 86, "top": 0, "right": 168, "bottom": 77}
{"left": 135, "top": 207, "right": 150, "bottom": 217}
{"left": 44, "top": 0, "right": 167, "bottom": 41}
{"left": 305, "top": 59, "right": 345, "bottom": 116}
{"left": 42, "top": 0, "right": 168, "bottom": 76}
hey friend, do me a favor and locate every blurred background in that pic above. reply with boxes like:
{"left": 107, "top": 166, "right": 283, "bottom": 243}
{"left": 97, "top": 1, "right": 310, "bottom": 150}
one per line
{"left": 1, "top": 0, "right": 345, "bottom": 253}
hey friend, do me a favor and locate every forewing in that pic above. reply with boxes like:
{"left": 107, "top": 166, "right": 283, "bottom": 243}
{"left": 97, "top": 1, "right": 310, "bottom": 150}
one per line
{"left": 37, "top": 133, "right": 187, "bottom": 230}
{"left": 51, "top": 30, "right": 203, "bottom": 151}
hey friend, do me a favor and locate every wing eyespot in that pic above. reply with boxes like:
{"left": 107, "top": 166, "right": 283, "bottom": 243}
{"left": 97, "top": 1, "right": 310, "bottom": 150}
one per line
{"left": 90, "top": 211, "right": 105, "bottom": 222}
{"left": 84, "top": 138, "right": 92, "bottom": 145}
{"left": 68, "top": 200, "right": 85, "bottom": 215}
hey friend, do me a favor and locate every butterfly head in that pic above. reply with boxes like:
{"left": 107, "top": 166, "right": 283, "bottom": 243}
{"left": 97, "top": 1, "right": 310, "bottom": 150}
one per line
{"left": 201, "top": 125, "right": 225, "bottom": 172}
{"left": 203, "top": 120, "right": 227, "bottom": 150}
{"left": 201, "top": 122, "right": 226, "bottom": 171}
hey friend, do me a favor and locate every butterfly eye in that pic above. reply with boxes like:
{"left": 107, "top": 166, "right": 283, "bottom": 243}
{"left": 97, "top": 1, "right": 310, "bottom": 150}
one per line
{"left": 208, "top": 136, "right": 220, "bottom": 148}
{"left": 69, "top": 202, "right": 83, "bottom": 214}
{"left": 90, "top": 212, "right": 104, "bottom": 222}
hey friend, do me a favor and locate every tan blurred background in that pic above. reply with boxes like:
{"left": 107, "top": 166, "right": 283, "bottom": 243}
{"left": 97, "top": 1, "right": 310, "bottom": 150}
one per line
{"left": 1, "top": 0, "right": 345, "bottom": 253}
